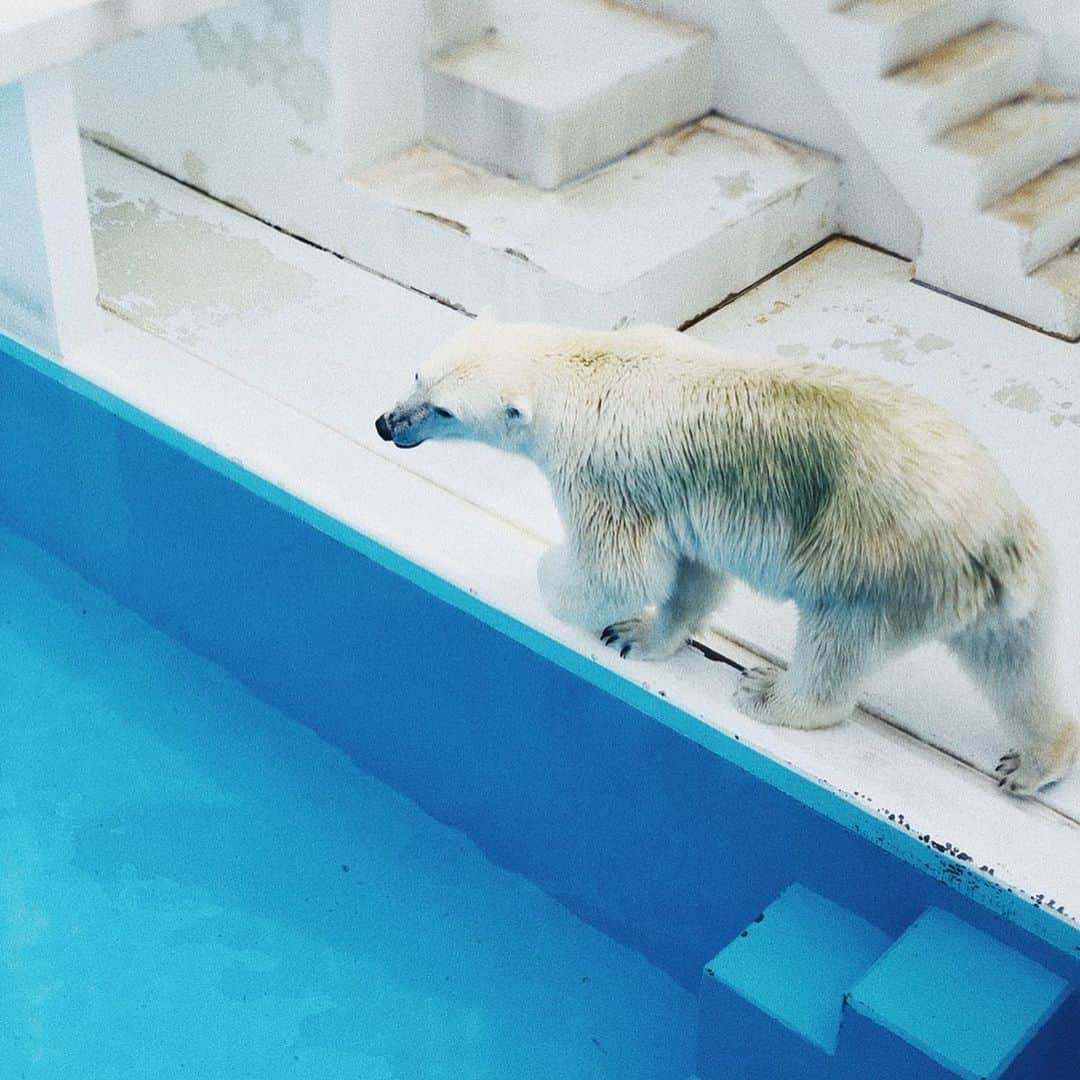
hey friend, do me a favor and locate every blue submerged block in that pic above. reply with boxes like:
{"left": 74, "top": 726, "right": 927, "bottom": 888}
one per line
{"left": 697, "top": 883, "right": 892, "bottom": 1080}
{"left": 844, "top": 907, "right": 1072, "bottom": 1079}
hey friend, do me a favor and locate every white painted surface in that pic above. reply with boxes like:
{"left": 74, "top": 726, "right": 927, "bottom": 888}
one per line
{"left": 936, "top": 89, "right": 1080, "bottom": 209}
{"left": 612, "top": 0, "right": 924, "bottom": 257}
{"left": 67, "top": 144, "right": 1080, "bottom": 938}
{"left": 425, "top": 0, "right": 714, "bottom": 187}
{"left": 426, "top": 0, "right": 493, "bottom": 53}
{"left": 0, "top": 0, "right": 232, "bottom": 85}
{"left": 844, "top": 0, "right": 994, "bottom": 74}
{"left": 0, "top": 70, "right": 98, "bottom": 359}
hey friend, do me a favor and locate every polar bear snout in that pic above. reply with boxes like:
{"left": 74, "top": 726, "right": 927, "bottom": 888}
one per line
{"left": 375, "top": 404, "right": 429, "bottom": 449}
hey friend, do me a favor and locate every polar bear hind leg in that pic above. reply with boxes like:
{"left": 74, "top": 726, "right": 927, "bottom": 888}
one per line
{"left": 602, "top": 559, "right": 728, "bottom": 661}
{"left": 947, "top": 606, "right": 1079, "bottom": 796}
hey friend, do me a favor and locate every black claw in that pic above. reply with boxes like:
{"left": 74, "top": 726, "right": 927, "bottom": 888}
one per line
{"left": 998, "top": 774, "right": 1008, "bottom": 787}
{"left": 620, "top": 644, "right": 631, "bottom": 659}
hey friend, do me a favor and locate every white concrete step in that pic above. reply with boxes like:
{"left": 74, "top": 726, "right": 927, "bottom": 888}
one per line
{"left": 989, "top": 157, "right": 1080, "bottom": 273}
{"left": 357, "top": 115, "right": 839, "bottom": 327}
{"left": 890, "top": 23, "right": 1042, "bottom": 136}
{"left": 841, "top": 0, "right": 992, "bottom": 74}
{"left": 760, "top": 5, "right": 1075, "bottom": 336}
{"left": 426, "top": 0, "right": 493, "bottom": 53}
{"left": 1031, "top": 244, "right": 1080, "bottom": 338}
{"left": 937, "top": 87, "right": 1080, "bottom": 208}
{"left": 424, "top": 0, "right": 713, "bottom": 189}
{"left": 921, "top": 230, "right": 1080, "bottom": 340}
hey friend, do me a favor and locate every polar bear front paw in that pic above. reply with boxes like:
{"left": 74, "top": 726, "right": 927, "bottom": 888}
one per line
{"left": 995, "top": 750, "right": 1043, "bottom": 797}
{"left": 734, "top": 666, "right": 779, "bottom": 714}
{"left": 601, "top": 612, "right": 686, "bottom": 661}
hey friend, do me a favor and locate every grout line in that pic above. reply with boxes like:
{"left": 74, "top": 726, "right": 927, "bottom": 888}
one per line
{"left": 82, "top": 134, "right": 477, "bottom": 320}
{"left": 85, "top": 135, "right": 1075, "bottom": 343}
{"left": 912, "top": 277, "right": 1080, "bottom": 344}
{"left": 678, "top": 234, "right": 840, "bottom": 330}
{"left": 691, "top": 630, "right": 1080, "bottom": 828}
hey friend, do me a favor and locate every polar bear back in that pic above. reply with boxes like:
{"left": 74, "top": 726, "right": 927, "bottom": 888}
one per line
{"left": 510, "top": 323, "right": 1043, "bottom": 625}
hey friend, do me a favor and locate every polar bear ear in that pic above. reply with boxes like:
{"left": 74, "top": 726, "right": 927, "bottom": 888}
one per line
{"left": 504, "top": 394, "right": 532, "bottom": 425}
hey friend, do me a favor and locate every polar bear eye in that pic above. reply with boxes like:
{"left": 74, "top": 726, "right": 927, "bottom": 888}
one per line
{"left": 433, "top": 406, "right": 454, "bottom": 419}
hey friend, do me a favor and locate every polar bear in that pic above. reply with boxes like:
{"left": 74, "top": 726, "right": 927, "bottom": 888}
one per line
{"left": 376, "top": 317, "right": 1078, "bottom": 795}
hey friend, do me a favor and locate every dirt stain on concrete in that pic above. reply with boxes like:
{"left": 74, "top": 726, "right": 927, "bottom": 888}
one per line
{"left": 915, "top": 332, "right": 952, "bottom": 353}
{"left": 992, "top": 380, "right": 1043, "bottom": 413}
{"left": 182, "top": 151, "right": 209, "bottom": 188}
{"left": 715, "top": 170, "right": 754, "bottom": 199}
{"left": 186, "top": 2, "right": 330, "bottom": 124}
{"left": 831, "top": 336, "right": 912, "bottom": 366}
{"left": 754, "top": 300, "right": 790, "bottom": 325}
{"left": 90, "top": 191, "right": 314, "bottom": 346}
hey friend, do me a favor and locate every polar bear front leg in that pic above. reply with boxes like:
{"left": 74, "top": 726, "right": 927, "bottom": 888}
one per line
{"left": 602, "top": 559, "right": 729, "bottom": 661}
{"left": 537, "top": 544, "right": 601, "bottom": 627}
{"left": 537, "top": 514, "right": 678, "bottom": 636}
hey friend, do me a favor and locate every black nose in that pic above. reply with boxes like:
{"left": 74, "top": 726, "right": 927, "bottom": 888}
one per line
{"left": 375, "top": 414, "right": 393, "bottom": 441}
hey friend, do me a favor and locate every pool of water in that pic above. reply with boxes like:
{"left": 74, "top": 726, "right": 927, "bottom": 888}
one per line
{"left": 0, "top": 335, "right": 1076, "bottom": 1079}
{"left": 0, "top": 525, "right": 695, "bottom": 1079}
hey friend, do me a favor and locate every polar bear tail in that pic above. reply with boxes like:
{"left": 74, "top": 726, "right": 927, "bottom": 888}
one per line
{"left": 974, "top": 513, "right": 1051, "bottom": 626}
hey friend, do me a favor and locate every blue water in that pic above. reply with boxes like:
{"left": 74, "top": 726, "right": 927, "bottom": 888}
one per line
{"left": 0, "top": 525, "right": 695, "bottom": 1079}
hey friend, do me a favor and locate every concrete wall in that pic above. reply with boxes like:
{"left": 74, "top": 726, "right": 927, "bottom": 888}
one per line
{"left": 0, "top": 72, "right": 98, "bottom": 358}
{"left": 69, "top": 0, "right": 1080, "bottom": 272}
{"left": 72, "top": 0, "right": 1078, "bottom": 280}
{"left": 75, "top": 0, "right": 922, "bottom": 264}
{"left": 0, "top": 81, "right": 60, "bottom": 354}
{"left": 617, "top": 0, "right": 923, "bottom": 257}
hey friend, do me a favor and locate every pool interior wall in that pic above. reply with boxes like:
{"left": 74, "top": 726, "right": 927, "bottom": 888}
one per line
{"left": 0, "top": 337, "right": 1077, "bottom": 1074}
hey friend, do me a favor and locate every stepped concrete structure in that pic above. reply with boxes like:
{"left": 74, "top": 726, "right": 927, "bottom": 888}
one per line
{"left": 761, "top": 0, "right": 1080, "bottom": 337}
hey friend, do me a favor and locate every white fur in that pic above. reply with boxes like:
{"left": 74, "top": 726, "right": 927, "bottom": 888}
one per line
{"left": 380, "top": 317, "right": 1079, "bottom": 795}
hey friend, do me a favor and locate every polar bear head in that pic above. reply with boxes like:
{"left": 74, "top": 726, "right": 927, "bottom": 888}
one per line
{"left": 376, "top": 316, "right": 537, "bottom": 453}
